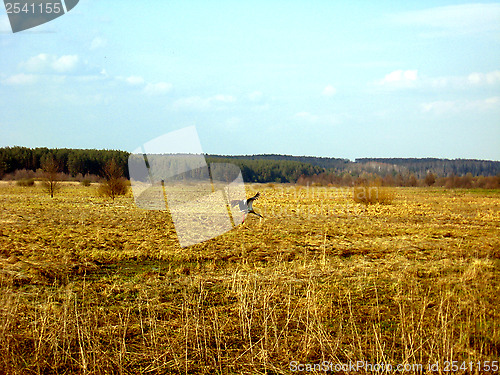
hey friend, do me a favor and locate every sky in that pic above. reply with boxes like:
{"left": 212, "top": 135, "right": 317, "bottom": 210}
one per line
{"left": 1, "top": 0, "right": 499, "bottom": 161}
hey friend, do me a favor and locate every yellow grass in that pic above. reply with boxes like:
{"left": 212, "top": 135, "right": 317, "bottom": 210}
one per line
{"left": 0, "top": 182, "right": 499, "bottom": 374}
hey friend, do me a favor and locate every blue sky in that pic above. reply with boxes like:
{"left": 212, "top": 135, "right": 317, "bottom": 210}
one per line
{"left": 1, "top": 0, "right": 499, "bottom": 160}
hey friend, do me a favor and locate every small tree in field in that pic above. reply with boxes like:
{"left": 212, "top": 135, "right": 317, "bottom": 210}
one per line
{"left": 98, "top": 159, "right": 128, "bottom": 201}
{"left": 425, "top": 172, "right": 436, "bottom": 186}
{"left": 41, "top": 153, "right": 61, "bottom": 198}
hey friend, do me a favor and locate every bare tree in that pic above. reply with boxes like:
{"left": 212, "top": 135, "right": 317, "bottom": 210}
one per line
{"left": 98, "top": 159, "right": 128, "bottom": 201}
{"left": 41, "top": 153, "right": 61, "bottom": 198}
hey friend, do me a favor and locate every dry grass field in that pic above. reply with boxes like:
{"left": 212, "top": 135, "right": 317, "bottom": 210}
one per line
{"left": 0, "top": 182, "right": 499, "bottom": 374}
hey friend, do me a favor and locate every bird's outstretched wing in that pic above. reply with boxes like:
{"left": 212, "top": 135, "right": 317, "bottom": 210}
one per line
{"left": 246, "top": 192, "right": 260, "bottom": 210}
{"left": 230, "top": 192, "right": 260, "bottom": 212}
{"left": 230, "top": 199, "right": 247, "bottom": 212}
{"left": 247, "top": 192, "right": 260, "bottom": 204}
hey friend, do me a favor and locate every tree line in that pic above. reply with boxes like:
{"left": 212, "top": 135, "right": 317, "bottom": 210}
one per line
{"left": 0, "top": 147, "right": 130, "bottom": 179}
{"left": 216, "top": 155, "right": 500, "bottom": 178}
{"left": 206, "top": 156, "right": 324, "bottom": 183}
{"left": 297, "top": 171, "right": 500, "bottom": 189}
{"left": 211, "top": 154, "right": 351, "bottom": 171}
{"left": 355, "top": 158, "right": 500, "bottom": 178}
{"left": 0, "top": 147, "right": 325, "bottom": 183}
{"left": 1, "top": 147, "right": 498, "bottom": 186}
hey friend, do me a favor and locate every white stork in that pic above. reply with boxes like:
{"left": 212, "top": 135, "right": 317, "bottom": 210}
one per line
{"left": 230, "top": 192, "right": 263, "bottom": 223}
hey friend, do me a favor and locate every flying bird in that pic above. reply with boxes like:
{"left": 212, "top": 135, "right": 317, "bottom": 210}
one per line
{"left": 230, "top": 192, "right": 263, "bottom": 223}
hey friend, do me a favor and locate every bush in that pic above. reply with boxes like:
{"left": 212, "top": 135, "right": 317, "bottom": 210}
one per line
{"left": 98, "top": 178, "right": 128, "bottom": 200}
{"left": 75, "top": 173, "right": 100, "bottom": 183}
{"left": 98, "top": 159, "right": 128, "bottom": 201}
{"left": 16, "top": 178, "right": 35, "bottom": 186}
{"left": 80, "top": 179, "right": 91, "bottom": 187}
{"left": 425, "top": 172, "right": 436, "bottom": 186}
{"left": 353, "top": 185, "right": 394, "bottom": 205}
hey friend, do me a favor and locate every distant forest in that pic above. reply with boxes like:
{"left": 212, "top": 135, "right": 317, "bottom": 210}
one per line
{"left": 0, "top": 147, "right": 130, "bottom": 179}
{"left": 1, "top": 147, "right": 499, "bottom": 188}
{"left": 355, "top": 158, "right": 500, "bottom": 179}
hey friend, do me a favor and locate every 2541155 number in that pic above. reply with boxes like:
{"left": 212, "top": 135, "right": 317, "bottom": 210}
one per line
{"left": 5, "top": 2, "right": 62, "bottom": 14}
{"left": 443, "top": 361, "right": 498, "bottom": 372}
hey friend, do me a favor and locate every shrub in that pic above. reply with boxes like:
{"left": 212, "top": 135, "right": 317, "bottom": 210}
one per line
{"left": 14, "top": 169, "right": 35, "bottom": 180}
{"left": 98, "top": 159, "right": 128, "bottom": 201}
{"left": 98, "top": 177, "right": 128, "bottom": 200}
{"left": 16, "top": 178, "right": 35, "bottom": 187}
{"left": 408, "top": 174, "right": 418, "bottom": 187}
{"left": 425, "top": 172, "right": 436, "bottom": 186}
{"left": 80, "top": 179, "right": 91, "bottom": 187}
{"left": 353, "top": 184, "right": 394, "bottom": 205}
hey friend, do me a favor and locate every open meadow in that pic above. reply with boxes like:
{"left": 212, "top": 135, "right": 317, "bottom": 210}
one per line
{"left": 0, "top": 182, "right": 499, "bottom": 374}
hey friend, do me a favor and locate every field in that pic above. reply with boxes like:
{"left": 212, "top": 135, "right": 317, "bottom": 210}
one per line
{"left": 0, "top": 182, "right": 499, "bottom": 374}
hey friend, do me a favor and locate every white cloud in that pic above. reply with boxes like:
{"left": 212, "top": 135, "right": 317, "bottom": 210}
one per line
{"left": 21, "top": 53, "right": 50, "bottom": 72}
{"left": 428, "top": 70, "right": 500, "bottom": 89}
{"left": 52, "top": 55, "right": 79, "bottom": 73}
{"left": 125, "top": 75, "right": 145, "bottom": 85}
{"left": 465, "top": 97, "right": 500, "bottom": 111}
{"left": 484, "top": 96, "right": 500, "bottom": 105}
{"left": 377, "top": 69, "right": 418, "bottom": 87}
{"left": 422, "top": 97, "right": 500, "bottom": 114}
{"left": 322, "top": 84, "right": 337, "bottom": 96}
{"left": 389, "top": 3, "right": 500, "bottom": 36}
{"left": 2, "top": 73, "right": 37, "bottom": 85}
{"left": 173, "top": 94, "right": 236, "bottom": 110}
{"left": 143, "top": 82, "right": 172, "bottom": 95}
{"left": 467, "top": 71, "right": 500, "bottom": 86}
{"left": 90, "top": 36, "right": 107, "bottom": 50}
{"left": 21, "top": 53, "right": 79, "bottom": 73}
{"left": 374, "top": 69, "right": 500, "bottom": 91}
